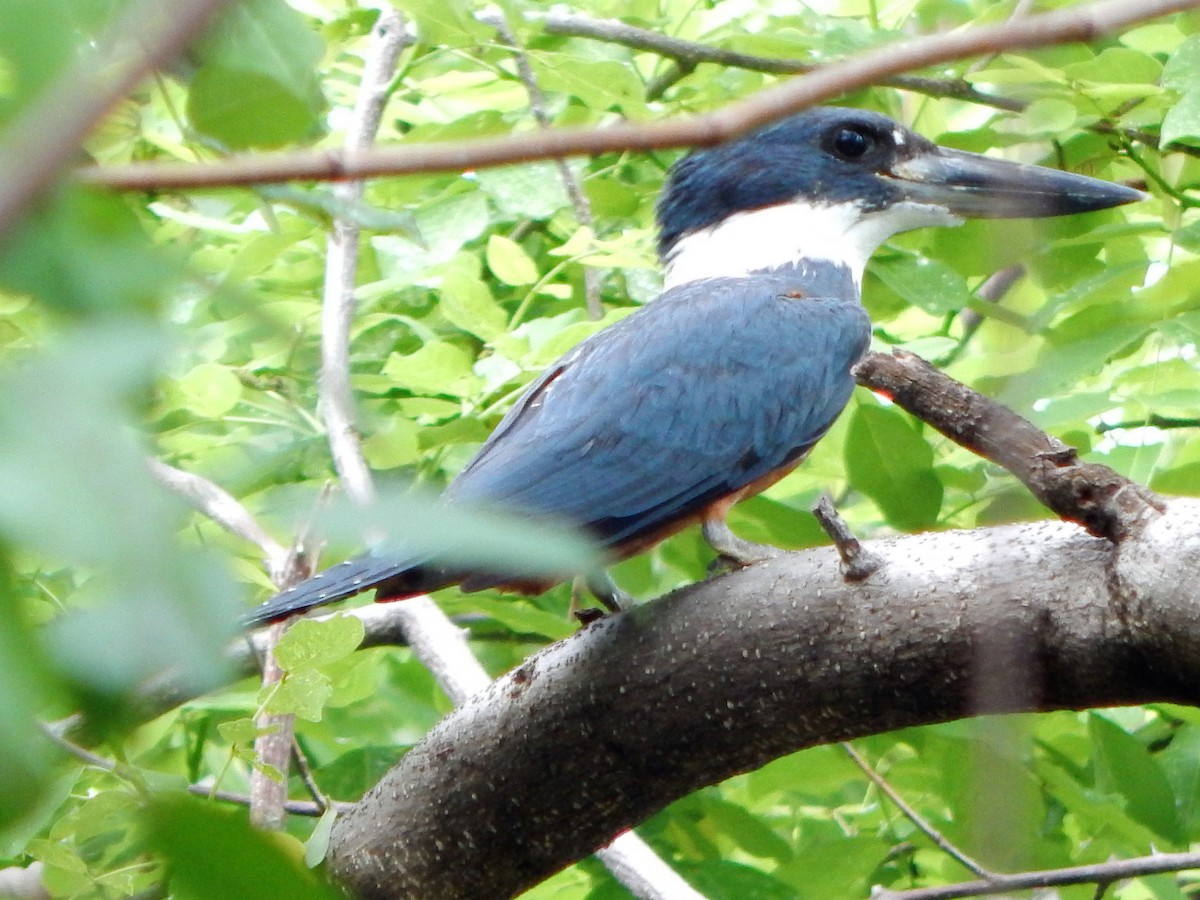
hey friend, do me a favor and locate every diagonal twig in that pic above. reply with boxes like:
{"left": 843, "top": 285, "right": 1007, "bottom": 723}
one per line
{"left": 852, "top": 350, "right": 1165, "bottom": 541}
{"left": 78, "top": 0, "right": 1200, "bottom": 191}
{"left": 842, "top": 742, "right": 994, "bottom": 880}
{"left": 875, "top": 851, "right": 1200, "bottom": 899}
{"left": 536, "top": 10, "right": 1023, "bottom": 111}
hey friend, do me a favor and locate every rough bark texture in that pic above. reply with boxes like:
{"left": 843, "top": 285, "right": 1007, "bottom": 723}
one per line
{"left": 328, "top": 498, "right": 1200, "bottom": 899}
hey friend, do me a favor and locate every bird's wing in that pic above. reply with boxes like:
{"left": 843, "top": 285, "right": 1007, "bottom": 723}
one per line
{"left": 445, "top": 276, "right": 870, "bottom": 547}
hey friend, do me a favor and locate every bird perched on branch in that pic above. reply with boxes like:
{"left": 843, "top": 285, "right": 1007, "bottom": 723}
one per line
{"left": 244, "top": 106, "right": 1142, "bottom": 626}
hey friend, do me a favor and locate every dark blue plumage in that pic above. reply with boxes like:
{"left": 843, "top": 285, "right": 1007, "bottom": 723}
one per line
{"left": 446, "top": 263, "right": 868, "bottom": 543}
{"left": 244, "top": 106, "right": 1143, "bottom": 626}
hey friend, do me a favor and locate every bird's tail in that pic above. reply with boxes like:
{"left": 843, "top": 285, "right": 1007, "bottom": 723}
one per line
{"left": 240, "top": 552, "right": 454, "bottom": 627}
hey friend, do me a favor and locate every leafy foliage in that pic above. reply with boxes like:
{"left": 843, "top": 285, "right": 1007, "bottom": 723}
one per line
{"left": 0, "top": 0, "right": 1196, "bottom": 897}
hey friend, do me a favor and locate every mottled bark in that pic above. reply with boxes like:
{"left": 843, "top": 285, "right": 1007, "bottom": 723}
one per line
{"left": 328, "top": 499, "right": 1200, "bottom": 899}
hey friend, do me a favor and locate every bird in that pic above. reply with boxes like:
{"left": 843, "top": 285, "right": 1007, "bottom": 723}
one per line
{"left": 243, "top": 106, "right": 1144, "bottom": 627}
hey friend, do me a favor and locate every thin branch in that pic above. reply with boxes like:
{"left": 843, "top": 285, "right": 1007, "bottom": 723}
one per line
{"left": 201, "top": 785, "right": 349, "bottom": 817}
{"left": 939, "top": 265, "right": 1025, "bottom": 367}
{"left": 853, "top": 349, "right": 1165, "bottom": 541}
{"left": 841, "top": 743, "right": 993, "bottom": 879}
{"left": 290, "top": 739, "right": 331, "bottom": 814}
{"left": 875, "top": 851, "right": 1200, "bottom": 899}
{"left": 250, "top": 619, "right": 293, "bottom": 830}
{"left": 148, "top": 459, "right": 290, "bottom": 581}
{"left": 37, "top": 721, "right": 343, "bottom": 817}
{"left": 78, "top": 0, "right": 1200, "bottom": 191}
{"left": 483, "top": 11, "right": 604, "bottom": 320}
{"left": 535, "top": 10, "right": 1024, "bottom": 111}
{"left": 0, "top": 0, "right": 234, "bottom": 238}
{"left": 1096, "top": 414, "right": 1200, "bottom": 433}
{"left": 318, "top": 7, "right": 412, "bottom": 505}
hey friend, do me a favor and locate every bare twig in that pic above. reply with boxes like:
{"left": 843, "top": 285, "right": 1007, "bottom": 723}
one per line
{"left": 250, "top": 619, "right": 293, "bottom": 830}
{"left": 319, "top": 7, "right": 412, "bottom": 504}
{"left": 852, "top": 350, "right": 1165, "bottom": 541}
{"left": 812, "top": 495, "right": 883, "bottom": 581}
{"left": 482, "top": 11, "right": 604, "bottom": 320}
{"left": 37, "top": 721, "right": 344, "bottom": 817}
{"left": 874, "top": 851, "right": 1200, "bottom": 899}
{"left": 1096, "top": 414, "right": 1200, "bottom": 433}
{"left": 0, "top": 0, "right": 234, "bottom": 238}
{"left": 148, "top": 459, "right": 291, "bottom": 580}
{"left": 536, "top": 10, "right": 1024, "bottom": 111}
{"left": 78, "top": 0, "right": 1200, "bottom": 191}
{"left": 941, "top": 264, "right": 1025, "bottom": 367}
{"left": 841, "top": 743, "right": 993, "bottom": 879}
{"left": 203, "top": 785, "right": 349, "bottom": 817}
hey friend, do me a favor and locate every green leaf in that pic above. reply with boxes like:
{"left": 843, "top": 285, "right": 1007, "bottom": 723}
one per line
{"left": 144, "top": 796, "right": 340, "bottom": 900}
{"left": 439, "top": 268, "right": 509, "bottom": 339}
{"left": 872, "top": 254, "right": 969, "bottom": 314}
{"left": 217, "top": 718, "right": 262, "bottom": 745}
{"left": 486, "top": 235, "right": 539, "bottom": 286}
{"left": 4, "top": 325, "right": 238, "bottom": 694}
{"left": 528, "top": 52, "right": 646, "bottom": 114}
{"left": 382, "top": 341, "right": 483, "bottom": 397}
{"left": 1090, "top": 713, "right": 1184, "bottom": 845}
{"left": 1162, "top": 35, "right": 1200, "bottom": 91}
{"left": 315, "top": 746, "right": 406, "bottom": 798}
{"left": 0, "top": 0, "right": 74, "bottom": 126}
{"left": 362, "top": 416, "right": 421, "bottom": 469}
{"left": 1064, "top": 47, "right": 1162, "bottom": 84}
{"left": 319, "top": 487, "right": 601, "bottom": 581}
{"left": 442, "top": 595, "right": 574, "bottom": 642}
{"left": 274, "top": 615, "right": 365, "bottom": 673}
{"left": 394, "top": 0, "right": 489, "bottom": 47}
{"left": 304, "top": 806, "right": 337, "bottom": 868}
{"left": 176, "top": 362, "right": 243, "bottom": 418}
{"left": 845, "top": 403, "right": 942, "bottom": 530}
{"left": 1162, "top": 90, "right": 1200, "bottom": 147}
{"left": 475, "top": 164, "right": 571, "bottom": 219}
{"left": 264, "top": 669, "right": 333, "bottom": 722}
{"left": 0, "top": 186, "right": 176, "bottom": 316}
{"left": 1015, "top": 98, "right": 1078, "bottom": 136}
{"left": 186, "top": 0, "right": 326, "bottom": 149}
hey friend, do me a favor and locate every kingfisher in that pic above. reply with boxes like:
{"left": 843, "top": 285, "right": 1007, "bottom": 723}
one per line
{"left": 244, "top": 107, "right": 1143, "bottom": 626}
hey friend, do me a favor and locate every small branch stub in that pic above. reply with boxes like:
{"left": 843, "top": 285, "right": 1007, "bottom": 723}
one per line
{"left": 813, "top": 494, "right": 883, "bottom": 581}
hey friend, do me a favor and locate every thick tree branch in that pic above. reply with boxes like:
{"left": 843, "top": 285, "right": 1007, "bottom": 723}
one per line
{"left": 78, "top": 0, "right": 1199, "bottom": 192}
{"left": 327, "top": 499, "right": 1200, "bottom": 899}
{"left": 854, "top": 350, "right": 1165, "bottom": 541}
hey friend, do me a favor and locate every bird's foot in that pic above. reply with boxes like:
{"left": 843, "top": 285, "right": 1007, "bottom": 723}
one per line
{"left": 569, "top": 571, "right": 633, "bottom": 624}
{"left": 702, "top": 519, "right": 782, "bottom": 571}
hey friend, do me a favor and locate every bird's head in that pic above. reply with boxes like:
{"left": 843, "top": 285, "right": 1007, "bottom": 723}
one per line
{"left": 657, "top": 107, "right": 1144, "bottom": 290}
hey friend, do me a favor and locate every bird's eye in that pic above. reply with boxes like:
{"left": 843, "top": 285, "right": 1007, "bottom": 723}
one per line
{"left": 831, "top": 127, "right": 873, "bottom": 160}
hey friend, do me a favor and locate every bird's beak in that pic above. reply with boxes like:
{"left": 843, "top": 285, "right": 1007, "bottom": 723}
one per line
{"left": 885, "top": 146, "right": 1146, "bottom": 219}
